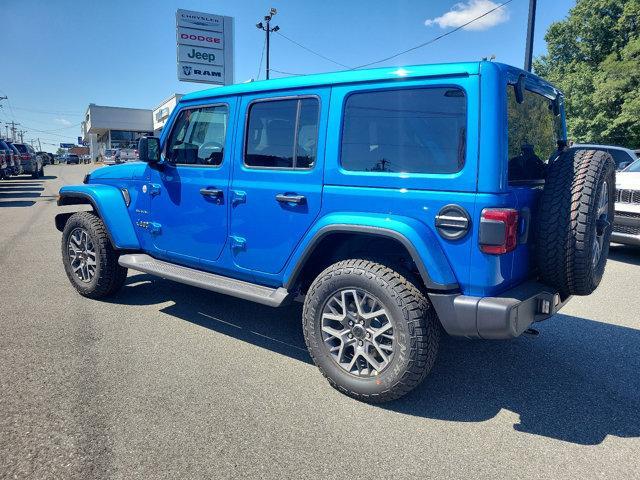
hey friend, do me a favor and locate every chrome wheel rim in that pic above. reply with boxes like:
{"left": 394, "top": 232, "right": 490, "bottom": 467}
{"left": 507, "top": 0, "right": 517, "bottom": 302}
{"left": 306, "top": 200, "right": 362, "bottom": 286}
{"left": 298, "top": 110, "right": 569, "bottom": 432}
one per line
{"left": 321, "top": 288, "right": 394, "bottom": 377}
{"left": 592, "top": 181, "right": 610, "bottom": 268}
{"left": 68, "top": 227, "right": 97, "bottom": 283}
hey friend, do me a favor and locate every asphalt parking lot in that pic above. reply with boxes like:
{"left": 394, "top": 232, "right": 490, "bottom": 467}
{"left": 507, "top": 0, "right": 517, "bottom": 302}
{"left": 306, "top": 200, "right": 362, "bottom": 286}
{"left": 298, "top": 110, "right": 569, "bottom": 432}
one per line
{"left": 1, "top": 163, "right": 639, "bottom": 479}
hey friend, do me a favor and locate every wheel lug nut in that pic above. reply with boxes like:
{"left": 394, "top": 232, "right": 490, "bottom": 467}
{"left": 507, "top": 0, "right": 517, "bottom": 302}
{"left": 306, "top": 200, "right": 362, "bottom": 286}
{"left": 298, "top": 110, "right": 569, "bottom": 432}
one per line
{"left": 348, "top": 333, "right": 353, "bottom": 339}
{"left": 358, "top": 340, "right": 364, "bottom": 346}
{"left": 366, "top": 332, "right": 371, "bottom": 338}
{"left": 348, "top": 321, "right": 353, "bottom": 326}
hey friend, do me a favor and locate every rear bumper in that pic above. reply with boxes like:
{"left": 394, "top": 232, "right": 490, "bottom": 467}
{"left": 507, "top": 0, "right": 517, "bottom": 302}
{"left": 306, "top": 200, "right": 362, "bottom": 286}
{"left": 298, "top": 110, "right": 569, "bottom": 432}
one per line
{"left": 430, "top": 281, "right": 570, "bottom": 339}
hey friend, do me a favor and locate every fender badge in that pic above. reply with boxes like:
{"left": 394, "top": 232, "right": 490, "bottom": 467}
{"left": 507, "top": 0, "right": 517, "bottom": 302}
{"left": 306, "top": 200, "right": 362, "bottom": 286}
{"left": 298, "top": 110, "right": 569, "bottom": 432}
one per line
{"left": 142, "top": 184, "right": 148, "bottom": 194}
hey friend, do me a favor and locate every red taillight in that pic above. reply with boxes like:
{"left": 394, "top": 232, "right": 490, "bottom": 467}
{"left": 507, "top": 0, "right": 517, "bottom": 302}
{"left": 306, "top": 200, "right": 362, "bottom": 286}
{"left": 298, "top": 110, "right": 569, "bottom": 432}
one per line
{"left": 480, "top": 208, "right": 519, "bottom": 254}
{"left": 21, "top": 154, "right": 29, "bottom": 160}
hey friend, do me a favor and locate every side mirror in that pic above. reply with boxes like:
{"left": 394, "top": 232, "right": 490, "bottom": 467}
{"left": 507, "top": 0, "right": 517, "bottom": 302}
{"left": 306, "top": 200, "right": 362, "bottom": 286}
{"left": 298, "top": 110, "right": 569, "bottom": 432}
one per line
{"left": 138, "top": 137, "right": 161, "bottom": 163}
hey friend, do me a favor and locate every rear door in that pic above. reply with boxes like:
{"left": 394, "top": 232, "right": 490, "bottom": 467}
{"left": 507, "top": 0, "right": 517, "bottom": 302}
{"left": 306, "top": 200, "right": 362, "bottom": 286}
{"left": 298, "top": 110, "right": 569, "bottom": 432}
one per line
{"left": 146, "top": 99, "right": 236, "bottom": 266}
{"left": 229, "top": 89, "right": 328, "bottom": 274}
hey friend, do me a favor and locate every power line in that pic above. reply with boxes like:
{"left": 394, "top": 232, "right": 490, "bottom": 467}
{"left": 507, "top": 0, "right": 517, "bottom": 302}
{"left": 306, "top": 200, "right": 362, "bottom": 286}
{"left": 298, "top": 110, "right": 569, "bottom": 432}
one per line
{"left": 21, "top": 122, "right": 82, "bottom": 133}
{"left": 268, "top": 0, "right": 515, "bottom": 77}
{"left": 270, "top": 68, "right": 307, "bottom": 76}
{"left": 274, "top": 31, "right": 352, "bottom": 69}
{"left": 350, "top": 0, "right": 516, "bottom": 70}
{"left": 256, "top": 36, "right": 267, "bottom": 80}
{"left": 10, "top": 105, "right": 83, "bottom": 116}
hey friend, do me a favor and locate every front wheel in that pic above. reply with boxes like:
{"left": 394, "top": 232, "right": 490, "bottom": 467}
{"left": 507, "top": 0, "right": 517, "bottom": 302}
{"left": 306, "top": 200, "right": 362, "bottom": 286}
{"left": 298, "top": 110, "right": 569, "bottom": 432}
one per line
{"left": 61, "top": 212, "right": 128, "bottom": 298}
{"left": 303, "top": 259, "right": 440, "bottom": 403}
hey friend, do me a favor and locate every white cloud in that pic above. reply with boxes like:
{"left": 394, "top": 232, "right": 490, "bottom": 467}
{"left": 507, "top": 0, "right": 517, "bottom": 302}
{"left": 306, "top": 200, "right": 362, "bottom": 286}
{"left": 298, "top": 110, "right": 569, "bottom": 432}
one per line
{"left": 425, "top": 0, "right": 510, "bottom": 31}
{"left": 54, "top": 117, "right": 72, "bottom": 126}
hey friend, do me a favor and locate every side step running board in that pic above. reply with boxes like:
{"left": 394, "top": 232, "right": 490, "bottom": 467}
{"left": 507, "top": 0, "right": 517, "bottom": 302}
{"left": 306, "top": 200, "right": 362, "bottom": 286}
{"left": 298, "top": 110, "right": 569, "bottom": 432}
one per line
{"left": 118, "top": 254, "right": 291, "bottom": 307}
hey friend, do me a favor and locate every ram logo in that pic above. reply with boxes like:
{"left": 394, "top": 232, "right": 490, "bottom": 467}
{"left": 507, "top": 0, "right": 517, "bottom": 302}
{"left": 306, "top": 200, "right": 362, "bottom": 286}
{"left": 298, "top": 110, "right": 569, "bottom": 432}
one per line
{"left": 182, "top": 65, "right": 192, "bottom": 76}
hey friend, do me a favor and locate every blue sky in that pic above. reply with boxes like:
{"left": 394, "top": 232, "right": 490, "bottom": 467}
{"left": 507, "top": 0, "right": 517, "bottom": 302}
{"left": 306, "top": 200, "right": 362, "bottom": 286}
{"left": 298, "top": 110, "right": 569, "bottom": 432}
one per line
{"left": 1, "top": 0, "right": 575, "bottom": 152}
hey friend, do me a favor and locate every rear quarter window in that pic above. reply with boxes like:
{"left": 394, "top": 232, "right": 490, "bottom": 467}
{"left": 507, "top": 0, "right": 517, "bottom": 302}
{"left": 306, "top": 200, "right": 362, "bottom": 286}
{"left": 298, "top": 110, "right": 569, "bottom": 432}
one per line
{"left": 507, "top": 87, "right": 562, "bottom": 183}
{"left": 340, "top": 87, "right": 467, "bottom": 174}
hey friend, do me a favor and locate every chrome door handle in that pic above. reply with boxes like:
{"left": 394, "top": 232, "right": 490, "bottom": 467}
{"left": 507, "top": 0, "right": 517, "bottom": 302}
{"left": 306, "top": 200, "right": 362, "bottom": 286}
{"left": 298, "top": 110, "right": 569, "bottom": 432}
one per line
{"left": 275, "top": 193, "right": 306, "bottom": 205}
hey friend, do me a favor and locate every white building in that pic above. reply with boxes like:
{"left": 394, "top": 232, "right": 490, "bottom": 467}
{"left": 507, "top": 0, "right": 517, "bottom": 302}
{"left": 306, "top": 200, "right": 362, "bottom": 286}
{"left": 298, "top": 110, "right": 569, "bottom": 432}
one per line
{"left": 153, "top": 94, "right": 183, "bottom": 136}
{"left": 81, "top": 104, "right": 153, "bottom": 161}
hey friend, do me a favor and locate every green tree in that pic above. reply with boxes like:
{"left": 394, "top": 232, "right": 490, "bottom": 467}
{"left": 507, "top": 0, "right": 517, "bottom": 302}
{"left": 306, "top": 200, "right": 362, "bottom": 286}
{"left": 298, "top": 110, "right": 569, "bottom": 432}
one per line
{"left": 533, "top": 0, "right": 640, "bottom": 148}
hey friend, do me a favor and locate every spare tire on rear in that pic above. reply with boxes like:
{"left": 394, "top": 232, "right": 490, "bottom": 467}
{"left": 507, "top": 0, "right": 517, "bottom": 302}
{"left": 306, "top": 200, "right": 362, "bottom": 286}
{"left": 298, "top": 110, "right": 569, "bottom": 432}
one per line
{"left": 536, "top": 148, "right": 615, "bottom": 296}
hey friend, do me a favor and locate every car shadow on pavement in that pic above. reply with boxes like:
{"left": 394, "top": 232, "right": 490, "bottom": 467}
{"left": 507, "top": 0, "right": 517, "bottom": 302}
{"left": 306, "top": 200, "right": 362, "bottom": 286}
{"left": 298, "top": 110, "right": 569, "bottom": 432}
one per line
{"left": 0, "top": 179, "right": 48, "bottom": 207}
{"left": 608, "top": 244, "right": 640, "bottom": 266}
{"left": 111, "top": 273, "right": 311, "bottom": 364}
{"left": 109, "top": 273, "right": 640, "bottom": 446}
{"left": 0, "top": 186, "right": 44, "bottom": 192}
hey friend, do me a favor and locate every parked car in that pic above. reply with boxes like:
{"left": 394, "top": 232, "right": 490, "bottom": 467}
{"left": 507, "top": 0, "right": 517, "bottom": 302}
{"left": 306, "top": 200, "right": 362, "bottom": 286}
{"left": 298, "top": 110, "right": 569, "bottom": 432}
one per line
{"left": 573, "top": 144, "right": 638, "bottom": 171}
{"left": 63, "top": 154, "right": 80, "bottom": 165}
{"left": 5, "top": 142, "right": 24, "bottom": 175}
{"left": 102, "top": 149, "right": 118, "bottom": 165}
{"left": 36, "top": 151, "right": 53, "bottom": 165}
{"left": 117, "top": 148, "right": 138, "bottom": 162}
{"left": 0, "top": 140, "right": 10, "bottom": 180}
{"left": 612, "top": 159, "right": 640, "bottom": 246}
{"left": 0, "top": 139, "right": 12, "bottom": 179}
{"left": 13, "top": 143, "right": 44, "bottom": 178}
{"left": 56, "top": 61, "right": 614, "bottom": 402}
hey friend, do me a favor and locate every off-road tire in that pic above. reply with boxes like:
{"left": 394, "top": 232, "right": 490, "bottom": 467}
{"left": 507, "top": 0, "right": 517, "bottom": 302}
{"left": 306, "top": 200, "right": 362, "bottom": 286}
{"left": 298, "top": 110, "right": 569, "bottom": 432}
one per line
{"left": 536, "top": 148, "right": 615, "bottom": 296}
{"left": 61, "top": 212, "right": 128, "bottom": 298}
{"left": 303, "top": 259, "right": 440, "bottom": 403}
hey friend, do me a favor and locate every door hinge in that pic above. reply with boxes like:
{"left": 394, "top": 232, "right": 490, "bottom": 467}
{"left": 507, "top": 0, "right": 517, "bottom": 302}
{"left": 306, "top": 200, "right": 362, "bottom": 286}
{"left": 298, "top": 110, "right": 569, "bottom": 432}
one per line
{"left": 231, "top": 190, "right": 246, "bottom": 206}
{"left": 230, "top": 235, "right": 246, "bottom": 251}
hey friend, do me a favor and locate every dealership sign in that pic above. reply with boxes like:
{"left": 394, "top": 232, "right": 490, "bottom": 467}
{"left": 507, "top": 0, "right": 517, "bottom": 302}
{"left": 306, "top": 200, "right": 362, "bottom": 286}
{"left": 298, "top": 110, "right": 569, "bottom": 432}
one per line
{"left": 176, "top": 9, "right": 233, "bottom": 85}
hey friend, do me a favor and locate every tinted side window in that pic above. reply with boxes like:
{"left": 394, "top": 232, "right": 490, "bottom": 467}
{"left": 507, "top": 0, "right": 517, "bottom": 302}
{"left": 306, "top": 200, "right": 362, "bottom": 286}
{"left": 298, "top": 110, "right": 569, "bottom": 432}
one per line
{"left": 607, "top": 149, "right": 634, "bottom": 169}
{"left": 507, "top": 87, "right": 562, "bottom": 183}
{"left": 166, "top": 104, "right": 228, "bottom": 166}
{"left": 341, "top": 87, "right": 466, "bottom": 174}
{"left": 245, "top": 97, "right": 319, "bottom": 169}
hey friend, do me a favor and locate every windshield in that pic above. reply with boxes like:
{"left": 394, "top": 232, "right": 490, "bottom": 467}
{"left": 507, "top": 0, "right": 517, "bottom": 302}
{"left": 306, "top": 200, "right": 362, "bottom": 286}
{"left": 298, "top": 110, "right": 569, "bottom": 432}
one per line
{"left": 105, "top": 149, "right": 116, "bottom": 156}
{"left": 624, "top": 159, "right": 640, "bottom": 172}
{"left": 507, "top": 86, "right": 563, "bottom": 183}
{"left": 14, "top": 144, "right": 27, "bottom": 153}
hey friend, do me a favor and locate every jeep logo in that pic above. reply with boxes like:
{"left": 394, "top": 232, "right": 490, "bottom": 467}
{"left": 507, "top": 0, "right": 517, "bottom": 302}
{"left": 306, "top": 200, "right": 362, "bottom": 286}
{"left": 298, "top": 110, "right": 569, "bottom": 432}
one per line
{"left": 186, "top": 48, "right": 216, "bottom": 64}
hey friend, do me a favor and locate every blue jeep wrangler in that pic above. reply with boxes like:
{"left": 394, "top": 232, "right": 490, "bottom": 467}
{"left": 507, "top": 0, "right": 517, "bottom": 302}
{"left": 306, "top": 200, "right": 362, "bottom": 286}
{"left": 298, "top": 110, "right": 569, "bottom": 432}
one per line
{"left": 56, "top": 62, "right": 615, "bottom": 402}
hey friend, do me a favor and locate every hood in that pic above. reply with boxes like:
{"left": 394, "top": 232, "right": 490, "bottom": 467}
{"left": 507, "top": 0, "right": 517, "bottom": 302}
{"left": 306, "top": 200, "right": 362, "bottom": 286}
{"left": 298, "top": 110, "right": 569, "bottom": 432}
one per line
{"left": 89, "top": 162, "right": 145, "bottom": 181}
{"left": 615, "top": 171, "right": 640, "bottom": 190}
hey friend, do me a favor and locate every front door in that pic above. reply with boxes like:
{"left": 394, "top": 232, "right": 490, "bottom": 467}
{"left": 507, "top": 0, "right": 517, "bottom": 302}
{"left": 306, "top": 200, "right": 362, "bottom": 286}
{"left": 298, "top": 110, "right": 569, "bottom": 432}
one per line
{"left": 147, "top": 100, "right": 235, "bottom": 266}
{"left": 230, "top": 90, "right": 327, "bottom": 274}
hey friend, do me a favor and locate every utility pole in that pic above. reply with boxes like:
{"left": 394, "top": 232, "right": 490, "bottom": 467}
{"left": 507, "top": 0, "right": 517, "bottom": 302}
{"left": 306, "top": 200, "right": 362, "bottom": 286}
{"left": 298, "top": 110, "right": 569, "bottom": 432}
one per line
{"left": 37, "top": 138, "right": 42, "bottom": 151}
{"left": 6, "top": 121, "right": 20, "bottom": 142}
{"left": 256, "top": 8, "right": 279, "bottom": 79}
{"left": 3, "top": 124, "right": 8, "bottom": 139}
{"left": 524, "top": 0, "right": 537, "bottom": 72}
{"left": 18, "top": 129, "right": 26, "bottom": 143}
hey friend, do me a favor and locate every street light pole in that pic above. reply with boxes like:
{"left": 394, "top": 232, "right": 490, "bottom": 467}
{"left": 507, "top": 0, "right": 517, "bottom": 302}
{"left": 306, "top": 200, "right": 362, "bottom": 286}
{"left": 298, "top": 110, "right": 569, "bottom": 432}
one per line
{"left": 256, "top": 8, "right": 280, "bottom": 79}
{"left": 524, "top": 0, "right": 537, "bottom": 72}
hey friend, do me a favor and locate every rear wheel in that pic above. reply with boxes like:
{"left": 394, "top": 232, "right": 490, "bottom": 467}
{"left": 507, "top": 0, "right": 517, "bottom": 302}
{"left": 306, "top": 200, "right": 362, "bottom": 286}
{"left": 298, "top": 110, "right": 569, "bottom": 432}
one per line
{"left": 536, "top": 148, "right": 615, "bottom": 296}
{"left": 303, "top": 259, "right": 440, "bottom": 403}
{"left": 61, "top": 212, "right": 128, "bottom": 298}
